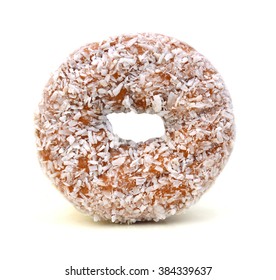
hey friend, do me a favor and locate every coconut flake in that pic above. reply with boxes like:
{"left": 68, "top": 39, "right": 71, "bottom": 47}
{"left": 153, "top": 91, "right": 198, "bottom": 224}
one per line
{"left": 113, "top": 83, "right": 124, "bottom": 96}
{"left": 152, "top": 95, "right": 162, "bottom": 112}
{"left": 112, "top": 157, "right": 126, "bottom": 166}
{"left": 67, "top": 135, "right": 75, "bottom": 145}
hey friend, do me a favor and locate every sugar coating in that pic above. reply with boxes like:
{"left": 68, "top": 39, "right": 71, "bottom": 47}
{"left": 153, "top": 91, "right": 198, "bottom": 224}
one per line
{"left": 35, "top": 33, "right": 235, "bottom": 223}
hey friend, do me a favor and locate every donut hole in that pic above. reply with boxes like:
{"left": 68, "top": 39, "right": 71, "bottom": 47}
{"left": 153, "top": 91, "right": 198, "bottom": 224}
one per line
{"left": 107, "top": 112, "right": 165, "bottom": 143}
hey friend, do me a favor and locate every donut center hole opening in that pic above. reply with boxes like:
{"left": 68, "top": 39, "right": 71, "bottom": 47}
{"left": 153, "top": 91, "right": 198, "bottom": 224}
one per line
{"left": 107, "top": 112, "right": 165, "bottom": 143}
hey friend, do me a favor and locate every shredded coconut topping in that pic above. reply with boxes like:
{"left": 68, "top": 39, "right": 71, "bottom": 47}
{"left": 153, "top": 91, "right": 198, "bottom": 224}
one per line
{"left": 35, "top": 33, "right": 235, "bottom": 223}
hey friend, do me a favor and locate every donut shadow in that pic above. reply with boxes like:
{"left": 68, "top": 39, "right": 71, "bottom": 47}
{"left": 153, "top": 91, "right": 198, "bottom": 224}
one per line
{"left": 133, "top": 205, "right": 218, "bottom": 226}
{"left": 57, "top": 204, "right": 217, "bottom": 228}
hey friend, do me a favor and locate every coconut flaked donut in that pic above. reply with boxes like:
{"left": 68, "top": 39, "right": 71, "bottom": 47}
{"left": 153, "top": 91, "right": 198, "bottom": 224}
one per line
{"left": 35, "top": 33, "right": 235, "bottom": 223}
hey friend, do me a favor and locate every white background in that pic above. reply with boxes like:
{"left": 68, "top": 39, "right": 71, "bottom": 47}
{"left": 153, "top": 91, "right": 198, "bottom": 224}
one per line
{"left": 0, "top": 0, "right": 275, "bottom": 279}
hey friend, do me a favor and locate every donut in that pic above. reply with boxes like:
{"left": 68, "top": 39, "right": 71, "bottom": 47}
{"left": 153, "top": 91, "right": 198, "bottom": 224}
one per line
{"left": 35, "top": 33, "right": 235, "bottom": 223}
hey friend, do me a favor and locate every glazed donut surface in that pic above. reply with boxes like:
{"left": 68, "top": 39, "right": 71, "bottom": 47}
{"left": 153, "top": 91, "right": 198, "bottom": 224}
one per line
{"left": 35, "top": 33, "right": 235, "bottom": 223}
